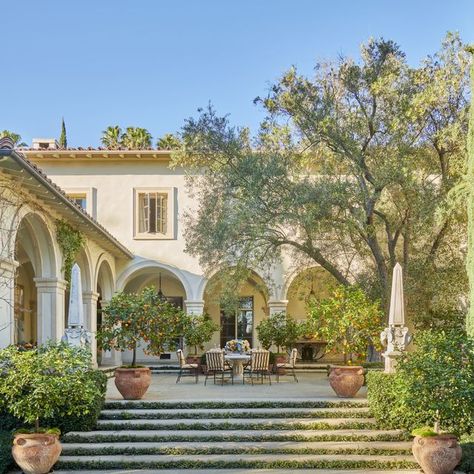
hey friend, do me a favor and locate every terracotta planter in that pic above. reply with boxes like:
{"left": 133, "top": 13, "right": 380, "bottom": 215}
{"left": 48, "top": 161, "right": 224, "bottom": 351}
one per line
{"left": 412, "top": 434, "right": 462, "bottom": 474}
{"left": 115, "top": 367, "right": 151, "bottom": 400}
{"left": 328, "top": 365, "right": 364, "bottom": 398}
{"left": 274, "top": 354, "right": 287, "bottom": 374}
{"left": 186, "top": 355, "right": 200, "bottom": 365}
{"left": 12, "top": 432, "right": 62, "bottom": 474}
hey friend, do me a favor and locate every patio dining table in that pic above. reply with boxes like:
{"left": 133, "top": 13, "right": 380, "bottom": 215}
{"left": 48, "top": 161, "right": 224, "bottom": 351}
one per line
{"left": 224, "top": 353, "right": 251, "bottom": 382}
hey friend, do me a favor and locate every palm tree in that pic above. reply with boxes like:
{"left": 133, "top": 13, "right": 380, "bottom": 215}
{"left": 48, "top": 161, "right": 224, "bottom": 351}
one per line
{"left": 121, "top": 127, "right": 152, "bottom": 150}
{"left": 0, "top": 130, "right": 27, "bottom": 147}
{"left": 101, "top": 126, "right": 122, "bottom": 149}
{"left": 156, "top": 133, "right": 182, "bottom": 150}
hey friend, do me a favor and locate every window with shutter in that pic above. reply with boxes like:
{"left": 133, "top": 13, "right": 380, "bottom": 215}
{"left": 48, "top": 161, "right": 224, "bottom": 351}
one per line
{"left": 135, "top": 188, "right": 173, "bottom": 239}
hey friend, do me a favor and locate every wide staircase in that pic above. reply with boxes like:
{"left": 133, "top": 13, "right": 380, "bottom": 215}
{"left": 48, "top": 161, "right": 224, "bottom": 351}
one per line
{"left": 52, "top": 399, "right": 419, "bottom": 473}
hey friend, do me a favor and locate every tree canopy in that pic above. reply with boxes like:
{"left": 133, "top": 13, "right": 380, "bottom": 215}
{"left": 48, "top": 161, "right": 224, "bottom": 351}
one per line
{"left": 174, "top": 33, "right": 470, "bottom": 324}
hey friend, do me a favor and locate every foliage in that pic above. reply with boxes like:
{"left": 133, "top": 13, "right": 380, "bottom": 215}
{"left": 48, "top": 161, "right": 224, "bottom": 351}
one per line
{"left": 156, "top": 133, "right": 182, "bottom": 150}
{"left": 0, "top": 342, "right": 104, "bottom": 431}
{"left": 101, "top": 125, "right": 123, "bottom": 149}
{"left": 306, "top": 285, "right": 383, "bottom": 363}
{"left": 0, "top": 130, "right": 27, "bottom": 147}
{"left": 55, "top": 219, "right": 85, "bottom": 286}
{"left": 459, "top": 434, "right": 474, "bottom": 473}
{"left": 121, "top": 127, "right": 152, "bottom": 149}
{"left": 467, "top": 48, "right": 474, "bottom": 338}
{"left": 97, "top": 287, "right": 189, "bottom": 367}
{"left": 183, "top": 314, "right": 218, "bottom": 355}
{"left": 256, "top": 312, "right": 300, "bottom": 352}
{"left": 367, "top": 329, "right": 474, "bottom": 436}
{"left": 0, "top": 431, "right": 12, "bottom": 474}
{"left": 411, "top": 427, "right": 439, "bottom": 437}
{"left": 59, "top": 117, "right": 67, "bottom": 148}
{"left": 174, "top": 33, "right": 470, "bottom": 321}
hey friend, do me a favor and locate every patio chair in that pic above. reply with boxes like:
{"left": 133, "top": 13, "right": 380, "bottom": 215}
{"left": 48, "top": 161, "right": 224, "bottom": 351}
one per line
{"left": 276, "top": 348, "right": 298, "bottom": 383}
{"left": 243, "top": 349, "right": 271, "bottom": 385}
{"left": 176, "top": 349, "right": 199, "bottom": 384}
{"left": 204, "top": 349, "right": 233, "bottom": 385}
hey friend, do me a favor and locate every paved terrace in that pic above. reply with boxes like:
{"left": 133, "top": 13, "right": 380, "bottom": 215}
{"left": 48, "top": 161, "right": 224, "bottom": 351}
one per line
{"left": 105, "top": 372, "right": 368, "bottom": 401}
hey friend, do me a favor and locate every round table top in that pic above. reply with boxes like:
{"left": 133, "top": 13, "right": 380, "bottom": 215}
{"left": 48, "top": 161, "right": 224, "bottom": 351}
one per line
{"left": 224, "top": 353, "right": 251, "bottom": 361}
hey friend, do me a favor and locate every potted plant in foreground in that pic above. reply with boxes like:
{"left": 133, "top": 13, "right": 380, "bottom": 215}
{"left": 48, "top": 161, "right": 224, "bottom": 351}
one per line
{"left": 183, "top": 314, "right": 219, "bottom": 366}
{"left": 0, "top": 342, "right": 103, "bottom": 474}
{"left": 98, "top": 286, "right": 188, "bottom": 400}
{"left": 307, "top": 285, "right": 382, "bottom": 397}
{"left": 411, "top": 424, "right": 462, "bottom": 474}
{"left": 256, "top": 311, "right": 301, "bottom": 373}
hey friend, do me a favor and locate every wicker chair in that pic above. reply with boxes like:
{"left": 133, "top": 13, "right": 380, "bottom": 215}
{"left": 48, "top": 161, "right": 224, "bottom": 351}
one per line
{"left": 204, "top": 349, "right": 233, "bottom": 385}
{"left": 243, "top": 349, "right": 271, "bottom": 385}
{"left": 276, "top": 348, "right": 298, "bottom": 383}
{"left": 176, "top": 349, "right": 199, "bottom": 384}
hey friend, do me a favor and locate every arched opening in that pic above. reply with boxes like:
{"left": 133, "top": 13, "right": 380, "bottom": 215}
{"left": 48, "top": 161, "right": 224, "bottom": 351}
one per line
{"left": 119, "top": 264, "right": 188, "bottom": 364}
{"left": 285, "top": 266, "right": 338, "bottom": 362}
{"left": 13, "top": 213, "right": 59, "bottom": 345}
{"left": 203, "top": 269, "right": 269, "bottom": 349}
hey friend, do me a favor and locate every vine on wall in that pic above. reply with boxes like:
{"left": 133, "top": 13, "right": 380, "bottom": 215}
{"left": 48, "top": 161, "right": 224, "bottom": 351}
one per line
{"left": 467, "top": 48, "right": 474, "bottom": 337}
{"left": 56, "top": 219, "right": 85, "bottom": 286}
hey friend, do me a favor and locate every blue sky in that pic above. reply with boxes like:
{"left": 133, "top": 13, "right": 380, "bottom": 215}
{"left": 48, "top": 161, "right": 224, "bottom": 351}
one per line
{"left": 2, "top": 0, "right": 473, "bottom": 147}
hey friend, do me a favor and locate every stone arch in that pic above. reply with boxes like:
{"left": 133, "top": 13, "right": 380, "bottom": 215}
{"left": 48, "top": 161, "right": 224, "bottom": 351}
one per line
{"left": 74, "top": 244, "right": 93, "bottom": 293}
{"left": 95, "top": 255, "right": 115, "bottom": 301}
{"left": 117, "top": 259, "right": 192, "bottom": 299}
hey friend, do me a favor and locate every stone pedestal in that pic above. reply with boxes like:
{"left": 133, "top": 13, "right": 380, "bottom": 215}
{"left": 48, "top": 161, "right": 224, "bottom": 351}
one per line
{"left": 34, "top": 277, "right": 67, "bottom": 344}
{"left": 380, "top": 325, "right": 411, "bottom": 373}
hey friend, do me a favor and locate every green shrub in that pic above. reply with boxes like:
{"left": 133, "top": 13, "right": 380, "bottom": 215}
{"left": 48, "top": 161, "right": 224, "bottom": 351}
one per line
{"left": 459, "top": 434, "right": 474, "bottom": 473}
{"left": 256, "top": 312, "right": 300, "bottom": 352}
{"left": 367, "top": 329, "right": 474, "bottom": 436}
{"left": 0, "top": 342, "right": 107, "bottom": 433}
{"left": 0, "top": 431, "right": 12, "bottom": 474}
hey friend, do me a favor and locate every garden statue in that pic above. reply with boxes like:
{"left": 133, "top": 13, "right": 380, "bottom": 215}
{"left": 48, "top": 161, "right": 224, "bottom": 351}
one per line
{"left": 63, "top": 263, "right": 91, "bottom": 347}
{"left": 380, "top": 263, "right": 411, "bottom": 373}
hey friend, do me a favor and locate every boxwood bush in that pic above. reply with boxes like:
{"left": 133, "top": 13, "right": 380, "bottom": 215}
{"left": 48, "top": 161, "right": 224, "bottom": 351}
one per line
{"left": 367, "top": 329, "right": 474, "bottom": 436}
{"left": 0, "top": 431, "right": 12, "bottom": 474}
{"left": 0, "top": 343, "right": 107, "bottom": 434}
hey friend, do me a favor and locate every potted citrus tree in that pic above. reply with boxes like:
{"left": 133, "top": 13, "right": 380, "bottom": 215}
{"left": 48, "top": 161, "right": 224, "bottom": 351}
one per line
{"left": 307, "top": 285, "right": 382, "bottom": 397}
{"left": 256, "top": 312, "right": 301, "bottom": 372}
{"left": 183, "top": 314, "right": 219, "bottom": 365}
{"left": 98, "top": 286, "right": 188, "bottom": 399}
{"left": 0, "top": 342, "right": 103, "bottom": 474}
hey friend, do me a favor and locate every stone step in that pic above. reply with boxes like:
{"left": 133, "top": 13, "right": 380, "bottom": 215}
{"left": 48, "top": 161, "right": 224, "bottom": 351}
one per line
{"left": 61, "top": 440, "right": 413, "bottom": 453}
{"left": 40, "top": 470, "right": 422, "bottom": 474}
{"left": 63, "top": 428, "right": 406, "bottom": 442}
{"left": 95, "top": 417, "right": 376, "bottom": 430}
{"left": 103, "top": 398, "right": 369, "bottom": 409}
{"left": 99, "top": 406, "right": 370, "bottom": 419}
{"left": 57, "top": 452, "right": 416, "bottom": 464}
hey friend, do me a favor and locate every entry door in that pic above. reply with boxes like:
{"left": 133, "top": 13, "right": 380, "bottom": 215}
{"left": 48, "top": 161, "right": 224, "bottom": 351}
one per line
{"left": 220, "top": 296, "right": 254, "bottom": 348}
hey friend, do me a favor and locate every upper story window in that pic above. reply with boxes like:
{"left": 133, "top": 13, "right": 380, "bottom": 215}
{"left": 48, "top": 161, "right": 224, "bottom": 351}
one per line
{"left": 68, "top": 193, "right": 87, "bottom": 210}
{"left": 134, "top": 188, "right": 174, "bottom": 239}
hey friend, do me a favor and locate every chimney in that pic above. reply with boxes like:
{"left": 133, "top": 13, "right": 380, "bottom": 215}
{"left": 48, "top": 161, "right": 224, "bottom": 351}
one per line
{"left": 32, "top": 138, "right": 59, "bottom": 150}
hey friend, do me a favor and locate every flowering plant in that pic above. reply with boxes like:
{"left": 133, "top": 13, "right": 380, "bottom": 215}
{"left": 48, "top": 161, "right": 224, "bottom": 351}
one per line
{"left": 225, "top": 339, "right": 250, "bottom": 353}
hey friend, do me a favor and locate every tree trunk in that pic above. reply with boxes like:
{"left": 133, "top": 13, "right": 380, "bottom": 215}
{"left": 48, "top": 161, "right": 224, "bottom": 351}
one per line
{"left": 35, "top": 418, "right": 40, "bottom": 433}
{"left": 132, "top": 347, "right": 137, "bottom": 367}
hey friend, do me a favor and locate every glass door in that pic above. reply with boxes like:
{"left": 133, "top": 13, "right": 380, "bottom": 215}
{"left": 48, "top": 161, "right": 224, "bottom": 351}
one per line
{"left": 220, "top": 296, "right": 254, "bottom": 347}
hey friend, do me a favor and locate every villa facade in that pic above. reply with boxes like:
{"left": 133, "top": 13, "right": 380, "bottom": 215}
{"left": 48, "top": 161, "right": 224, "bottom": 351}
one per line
{"left": 0, "top": 138, "right": 337, "bottom": 365}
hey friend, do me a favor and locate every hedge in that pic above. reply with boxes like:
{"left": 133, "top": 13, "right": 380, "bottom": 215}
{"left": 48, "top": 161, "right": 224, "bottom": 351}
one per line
{"left": 367, "top": 329, "right": 474, "bottom": 436}
{"left": 0, "top": 431, "right": 12, "bottom": 474}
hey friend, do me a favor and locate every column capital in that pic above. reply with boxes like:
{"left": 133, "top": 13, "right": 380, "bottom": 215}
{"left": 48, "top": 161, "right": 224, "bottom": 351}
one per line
{"left": 34, "top": 277, "right": 68, "bottom": 291}
{"left": 185, "top": 300, "right": 205, "bottom": 315}
{"left": 268, "top": 300, "right": 289, "bottom": 314}
{"left": 0, "top": 257, "right": 19, "bottom": 274}
{"left": 82, "top": 291, "right": 100, "bottom": 302}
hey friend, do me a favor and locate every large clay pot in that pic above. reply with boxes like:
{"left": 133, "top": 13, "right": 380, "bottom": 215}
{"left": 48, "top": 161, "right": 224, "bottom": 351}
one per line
{"left": 115, "top": 367, "right": 151, "bottom": 400}
{"left": 12, "top": 433, "right": 62, "bottom": 474}
{"left": 328, "top": 365, "right": 364, "bottom": 398}
{"left": 412, "top": 434, "right": 462, "bottom": 474}
{"left": 274, "top": 353, "right": 287, "bottom": 375}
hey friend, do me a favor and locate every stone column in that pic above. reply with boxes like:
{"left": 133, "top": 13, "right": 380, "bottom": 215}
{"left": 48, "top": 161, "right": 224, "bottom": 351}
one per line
{"left": 185, "top": 300, "right": 205, "bottom": 316}
{"left": 34, "top": 277, "right": 67, "bottom": 344}
{"left": 0, "top": 258, "right": 18, "bottom": 348}
{"left": 83, "top": 291, "right": 99, "bottom": 367}
{"left": 268, "top": 300, "right": 288, "bottom": 315}
{"left": 99, "top": 299, "right": 123, "bottom": 367}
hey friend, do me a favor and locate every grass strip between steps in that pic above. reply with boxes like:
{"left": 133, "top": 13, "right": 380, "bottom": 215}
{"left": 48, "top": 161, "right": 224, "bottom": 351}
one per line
{"left": 99, "top": 410, "right": 369, "bottom": 420}
{"left": 62, "top": 446, "right": 413, "bottom": 456}
{"left": 55, "top": 459, "right": 418, "bottom": 470}
{"left": 103, "top": 400, "right": 368, "bottom": 410}
{"left": 95, "top": 421, "right": 374, "bottom": 431}
{"left": 63, "top": 432, "right": 411, "bottom": 443}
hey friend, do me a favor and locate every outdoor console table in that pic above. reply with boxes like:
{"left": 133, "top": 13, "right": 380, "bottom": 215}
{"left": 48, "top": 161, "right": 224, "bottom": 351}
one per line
{"left": 224, "top": 353, "right": 251, "bottom": 382}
